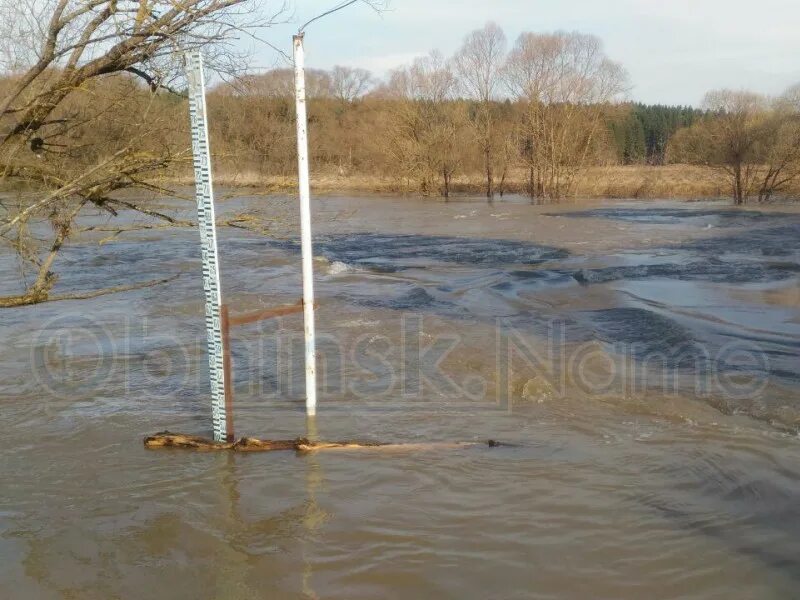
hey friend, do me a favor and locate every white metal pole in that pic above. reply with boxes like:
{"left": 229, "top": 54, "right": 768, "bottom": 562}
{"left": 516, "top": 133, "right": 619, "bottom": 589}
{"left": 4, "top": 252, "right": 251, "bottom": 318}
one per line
{"left": 293, "top": 34, "right": 318, "bottom": 416}
{"left": 185, "top": 51, "right": 229, "bottom": 442}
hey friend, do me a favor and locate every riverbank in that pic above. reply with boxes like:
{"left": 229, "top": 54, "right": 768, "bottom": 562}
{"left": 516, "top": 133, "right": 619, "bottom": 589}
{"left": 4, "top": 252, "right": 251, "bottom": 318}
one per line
{"left": 167, "top": 164, "right": 800, "bottom": 201}
{"left": 4, "top": 164, "right": 798, "bottom": 204}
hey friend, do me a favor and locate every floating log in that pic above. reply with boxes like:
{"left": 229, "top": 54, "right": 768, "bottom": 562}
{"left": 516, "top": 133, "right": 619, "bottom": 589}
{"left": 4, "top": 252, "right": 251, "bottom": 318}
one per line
{"left": 143, "top": 431, "right": 505, "bottom": 453}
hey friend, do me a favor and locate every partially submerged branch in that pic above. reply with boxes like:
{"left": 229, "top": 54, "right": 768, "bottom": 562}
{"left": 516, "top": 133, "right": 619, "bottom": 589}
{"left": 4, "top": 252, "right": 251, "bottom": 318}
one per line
{"left": 104, "top": 198, "right": 193, "bottom": 225}
{"left": 0, "top": 0, "right": 291, "bottom": 307}
{"left": 0, "top": 273, "right": 182, "bottom": 308}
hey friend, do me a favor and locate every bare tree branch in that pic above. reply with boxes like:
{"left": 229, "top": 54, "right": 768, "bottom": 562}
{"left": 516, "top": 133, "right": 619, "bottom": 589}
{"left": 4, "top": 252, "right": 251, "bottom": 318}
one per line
{"left": 0, "top": 273, "right": 182, "bottom": 307}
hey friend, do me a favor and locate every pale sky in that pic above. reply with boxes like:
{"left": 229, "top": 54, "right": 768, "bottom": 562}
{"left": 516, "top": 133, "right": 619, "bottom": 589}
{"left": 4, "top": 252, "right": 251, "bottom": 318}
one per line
{"left": 256, "top": 0, "right": 800, "bottom": 106}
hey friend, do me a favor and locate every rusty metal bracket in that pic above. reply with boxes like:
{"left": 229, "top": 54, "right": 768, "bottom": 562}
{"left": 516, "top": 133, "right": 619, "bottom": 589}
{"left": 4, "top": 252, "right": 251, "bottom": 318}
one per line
{"left": 219, "top": 299, "right": 310, "bottom": 441}
{"left": 227, "top": 300, "right": 305, "bottom": 327}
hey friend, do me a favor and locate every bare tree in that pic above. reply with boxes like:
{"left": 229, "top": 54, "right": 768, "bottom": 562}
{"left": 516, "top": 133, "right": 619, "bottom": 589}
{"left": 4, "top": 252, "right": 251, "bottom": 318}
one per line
{"left": 452, "top": 22, "right": 506, "bottom": 199}
{"left": 0, "top": 0, "right": 289, "bottom": 306}
{"left": 669, "top": 88, "right": 800, "bottom": 204}
{"left": 384, "top": 50, "right": 457, "bottom": 103}
{"left": 703, "top": 90, "right": 769, "bottom": 204}
{"left": 382, "top": 51, "right": 467, "bottom": 197}
{"left": 780, "top": 82, "right": 800, "bottom": 113}
{"left": 504, "top": 31, "right": 627, "bottom": 201}
{"left": 236, "top": 68, "right": 334, "bottom": 98}
{"left": 331, "top": 65, "right": 373, "bottom": 103}
{"left": 207, "top": 78, "right": 297, "bottom": 176}
{"left": 757, "top": 111, "right": 800, "bottom": 202}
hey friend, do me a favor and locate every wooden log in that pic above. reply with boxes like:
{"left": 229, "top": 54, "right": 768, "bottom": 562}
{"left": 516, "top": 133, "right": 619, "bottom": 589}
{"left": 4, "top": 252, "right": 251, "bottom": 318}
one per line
{"left": 234, "top": 437, "right": 303, "bottom": 452}
{"left": 143, "top": 432, "right": 506, "bottom": 453}
{"left": 144, "top": 431, "right": 299, "bottom": 451}
{"left": 143, "top": 432, "right": 235, "bottom": 451}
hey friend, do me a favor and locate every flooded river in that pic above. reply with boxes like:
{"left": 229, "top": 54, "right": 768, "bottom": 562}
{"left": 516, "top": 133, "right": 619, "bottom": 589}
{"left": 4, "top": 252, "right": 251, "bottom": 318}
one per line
{"left": 1, "top": 194, "right": 799, "bottom": 599}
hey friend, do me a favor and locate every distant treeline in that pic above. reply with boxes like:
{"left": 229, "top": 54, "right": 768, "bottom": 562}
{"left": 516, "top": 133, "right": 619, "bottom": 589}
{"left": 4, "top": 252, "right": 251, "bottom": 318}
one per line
{"left": 206, "top": 89, "right": 705, "bottom": 185}
{"left": 205, "top": 63, "right": 799, "bottom": 203}
{"left": 3, "top": 21, "right": 798, "bottom": 210}
{"left": 608, "top": 104, "right": 706, "bottom": 165}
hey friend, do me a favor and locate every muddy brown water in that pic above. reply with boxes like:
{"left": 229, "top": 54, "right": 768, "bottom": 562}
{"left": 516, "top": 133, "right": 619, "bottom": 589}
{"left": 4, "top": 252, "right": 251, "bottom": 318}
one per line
{"left": 1, "top": 194, "right": 799, "bottom": 599}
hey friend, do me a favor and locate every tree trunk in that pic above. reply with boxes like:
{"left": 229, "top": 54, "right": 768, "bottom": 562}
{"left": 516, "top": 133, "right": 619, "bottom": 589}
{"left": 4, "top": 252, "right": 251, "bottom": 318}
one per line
{"left": 1, "top": 199, "right": 87, "bottom": 306}
{"left": 498, "top": 166, "right": 507, "bottom": 198}
{"left": 528, "top": 165, "right": 535, "bottom": 200}
{"left": 485, "top": 146, "right": 493, "bottom": 199}
{"left": 733, "top": 163, "right": 744, "bottom": 205}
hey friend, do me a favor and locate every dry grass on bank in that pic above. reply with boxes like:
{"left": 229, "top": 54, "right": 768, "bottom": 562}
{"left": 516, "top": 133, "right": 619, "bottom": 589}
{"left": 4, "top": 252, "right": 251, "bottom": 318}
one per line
{"left": 167, "top": 164, "right": 800, "bottom": 201}
{"left": 574, "top": 165, "right": 730, "bottom": 200}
